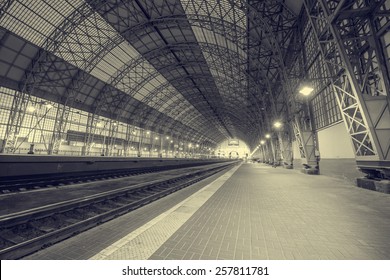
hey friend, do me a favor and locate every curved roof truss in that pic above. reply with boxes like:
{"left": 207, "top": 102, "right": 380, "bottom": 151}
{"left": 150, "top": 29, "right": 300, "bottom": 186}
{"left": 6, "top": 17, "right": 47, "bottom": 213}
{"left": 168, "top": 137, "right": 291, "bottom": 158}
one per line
{"left": 0, "top": 0, "right": 300, "bottom": 149}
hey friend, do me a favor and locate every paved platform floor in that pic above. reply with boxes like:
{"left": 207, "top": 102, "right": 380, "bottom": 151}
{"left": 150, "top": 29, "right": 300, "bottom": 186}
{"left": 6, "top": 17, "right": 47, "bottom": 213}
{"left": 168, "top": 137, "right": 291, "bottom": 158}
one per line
{"left": 25, "top": 163, "right": 390, "bottom": 260}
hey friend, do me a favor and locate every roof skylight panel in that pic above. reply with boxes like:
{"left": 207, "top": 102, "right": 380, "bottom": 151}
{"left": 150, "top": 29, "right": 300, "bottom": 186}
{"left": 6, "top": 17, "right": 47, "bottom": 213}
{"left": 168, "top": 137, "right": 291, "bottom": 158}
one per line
{"left": 115, "top": 62, "right": 156, "bottom": 92}
{"left": 54, "top": 12, "right": 117, "bottom": 71}
{"left": 89, "top": 59, "right": 116, "bottom": 82}
{"left": 154, "top": 75, "right": 167, "bottom": 85}
{"left": 181, "top": 0, "right": 246, "bottom": 30}
{"left": 160, "top": 102, "right": 172, "bottom": 110}
{"left": 143, "top": 90, "right": 184, "bottom": 114}
{"left": 215, "top": 33, "right": 228, "bottom": 49}
{"left": 0, "top": 0, "right": 81, "bottom": 48}
{"left": 90, "top": 43, "right": 137, "bottom": 83}
{"left": 210, "top": 68, "right": 220, "bottom": 77}
{"left": 55, "top": 42, "right": 85, "bottom": 67}
{"left": 155, "top": 99, "right": 172, "bottom": 111}
{"left": 161, "top": 97, "right": 187, "bottom": 112}
{"left": 132, "top": 88, "right": 148, "bottom": 100}
{"left": 161, "top": 103, "right": 177, "bottom": 114}
{"left": 203, "top": 29, "right": 216, "bottom": 45}
{"left": 116, "top": 42, "right": 140, "bottom": 61}
{"left": 141, "top": 77, "right": 161, "bottom": 93}
{"left": 174, "top": 106, "right": 197, "bottom": 121}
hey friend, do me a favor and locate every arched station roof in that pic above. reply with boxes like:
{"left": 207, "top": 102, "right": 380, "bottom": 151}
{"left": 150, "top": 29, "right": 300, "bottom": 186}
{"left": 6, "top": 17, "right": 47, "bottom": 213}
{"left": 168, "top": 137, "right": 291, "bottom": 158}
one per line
{"left": 0, "top": 0, "right": 302, "bottom": 149}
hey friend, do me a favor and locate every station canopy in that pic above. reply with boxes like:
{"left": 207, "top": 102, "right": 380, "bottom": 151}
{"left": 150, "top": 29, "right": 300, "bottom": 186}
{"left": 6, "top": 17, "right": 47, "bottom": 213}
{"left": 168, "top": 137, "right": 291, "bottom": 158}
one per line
{"left": 0, "top": 0, "right": 302, "bottom": 149}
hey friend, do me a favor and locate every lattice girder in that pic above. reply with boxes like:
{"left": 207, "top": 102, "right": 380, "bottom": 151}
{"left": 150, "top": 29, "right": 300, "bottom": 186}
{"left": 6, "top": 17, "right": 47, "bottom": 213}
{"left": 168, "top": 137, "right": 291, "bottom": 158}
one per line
{"left": 0, "top": 0, "right": 315, "bottom": 153}
{"left": 240, "top": 0, "right": 304, "bottom": 164}
{"left": 87, "top": 0, "right": 274, "bottom": 145}
{"left": 304, "top": 0, "right": 390, "bottom": 169}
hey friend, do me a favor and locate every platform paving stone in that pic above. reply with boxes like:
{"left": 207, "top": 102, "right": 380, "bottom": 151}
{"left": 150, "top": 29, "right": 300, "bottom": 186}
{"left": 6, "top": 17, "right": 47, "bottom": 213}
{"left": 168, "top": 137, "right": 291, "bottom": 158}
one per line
{"left": 149, "top": 163, "right": 390, "bottom": 260}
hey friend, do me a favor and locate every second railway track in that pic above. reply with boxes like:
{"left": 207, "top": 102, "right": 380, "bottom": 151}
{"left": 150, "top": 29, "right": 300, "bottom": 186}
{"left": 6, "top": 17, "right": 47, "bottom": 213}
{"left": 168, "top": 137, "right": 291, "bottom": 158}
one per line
{"left": 0, "top": 161, "right": 219, "bottom": 194}
{"left": 0, "top": 161, "right": 237, "bottom": 259}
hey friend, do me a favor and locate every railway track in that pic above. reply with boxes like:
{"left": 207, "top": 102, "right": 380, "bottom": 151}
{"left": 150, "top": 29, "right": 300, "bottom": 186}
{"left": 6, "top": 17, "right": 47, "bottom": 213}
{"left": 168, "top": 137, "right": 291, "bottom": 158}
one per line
{"left": 0, "top": 161, "right": 217, "bottom": 194}
{"left": 0, "top": 162, "right": 236, "bottom": 259}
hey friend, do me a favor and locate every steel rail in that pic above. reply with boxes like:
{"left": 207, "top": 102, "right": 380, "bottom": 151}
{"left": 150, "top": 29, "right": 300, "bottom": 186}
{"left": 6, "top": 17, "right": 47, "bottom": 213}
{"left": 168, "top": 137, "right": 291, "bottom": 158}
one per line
{"left": 0, "top": 161, "right": 219, "bottom": 193}
{"left": 0, "top": 161, "right": 237, "bottom": 259}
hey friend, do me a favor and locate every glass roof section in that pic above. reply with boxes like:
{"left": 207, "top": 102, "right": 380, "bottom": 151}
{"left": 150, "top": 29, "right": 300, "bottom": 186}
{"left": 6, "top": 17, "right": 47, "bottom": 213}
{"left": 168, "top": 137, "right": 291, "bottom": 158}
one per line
{"left": 54, "top": 12, "right": 119, "bottom": 71}
{"left": 181, "top": 0, "right": 249, "bottom": 131}
{"left": 89, "top": 41, "right": 137, "bottom": 82}
{"left": 181, "top": 0, "right": 246, "bottom": 29}
{"left": 0, "top": 0, "right": 300, "bottom": 147}
{"left": 0, "top": 0, "right": 208, "bottom": 135}
{"left": 0, "top": 0, "right": 83, "bottom": 48}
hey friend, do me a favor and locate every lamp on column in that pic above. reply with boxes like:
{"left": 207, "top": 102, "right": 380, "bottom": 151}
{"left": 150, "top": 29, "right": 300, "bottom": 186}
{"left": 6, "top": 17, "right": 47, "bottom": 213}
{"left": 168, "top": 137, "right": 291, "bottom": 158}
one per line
{"left": 299, "top": 86, "right": 314, "bottom": 96}
{"left": 298, "top": 80, "right": 314, "bottom": 97}
{"left": 273, "top": 121, "right": 282, "bottom": 129}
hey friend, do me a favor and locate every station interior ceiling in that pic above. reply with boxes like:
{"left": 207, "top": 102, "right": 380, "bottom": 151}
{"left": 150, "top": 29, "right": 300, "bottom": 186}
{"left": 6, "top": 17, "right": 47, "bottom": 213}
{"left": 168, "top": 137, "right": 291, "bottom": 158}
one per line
{"left": 0, "top": 0, "right": 306, "bottom": 150}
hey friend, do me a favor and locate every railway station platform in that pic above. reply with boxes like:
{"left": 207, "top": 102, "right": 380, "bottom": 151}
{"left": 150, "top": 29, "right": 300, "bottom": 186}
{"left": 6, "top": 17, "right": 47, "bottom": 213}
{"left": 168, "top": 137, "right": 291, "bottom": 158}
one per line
{"left": 24, "top": 163, "right": 390, "bottom": 260}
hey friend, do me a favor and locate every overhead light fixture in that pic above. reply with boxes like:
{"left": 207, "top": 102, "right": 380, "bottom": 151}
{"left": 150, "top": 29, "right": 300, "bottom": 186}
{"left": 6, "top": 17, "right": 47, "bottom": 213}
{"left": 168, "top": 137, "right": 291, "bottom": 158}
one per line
{"left": 265, "top": 134, "right": 271, "bottom": 139}
{"left": 44, "top": 103, "right": 53, "bottom": 109}
{"left": 27, "top": 106, "right": 36, "bottom": 113}
{"left": 273, "top": 121, "right": 282, "bottom": 128}
{"left": 299, "top": 85, "right": 314, "bottom": 96}
{"left": 260, "top": 140, "right": 265, "bottom": 145}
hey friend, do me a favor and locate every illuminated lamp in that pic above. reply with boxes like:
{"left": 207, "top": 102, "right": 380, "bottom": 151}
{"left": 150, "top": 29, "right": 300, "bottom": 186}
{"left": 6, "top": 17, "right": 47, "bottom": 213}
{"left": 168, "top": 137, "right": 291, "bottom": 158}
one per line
{"left": 299, "top": 85, "right": 314, "bottom": 96}
{"left": 44, "top": 103, "right": 53, "bottom": 109}
{"left": 27, "top": 106, "right": 36, "bottom": 113}
{"left": 273, "top": 121, "right": 282, "bottom": 128}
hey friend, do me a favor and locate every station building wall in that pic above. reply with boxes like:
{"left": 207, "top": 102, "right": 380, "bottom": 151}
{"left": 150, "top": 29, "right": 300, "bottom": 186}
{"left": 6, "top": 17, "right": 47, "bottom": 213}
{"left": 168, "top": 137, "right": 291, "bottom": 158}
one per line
{"left": 293, "top": 122, "right": 364, "bottom": 184}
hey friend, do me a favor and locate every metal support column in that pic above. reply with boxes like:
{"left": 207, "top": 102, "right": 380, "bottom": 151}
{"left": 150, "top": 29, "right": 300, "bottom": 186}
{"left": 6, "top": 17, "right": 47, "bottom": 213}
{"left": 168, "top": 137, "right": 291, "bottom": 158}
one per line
{"left": 304, "top": 0, "right": 390, "bottom": 183}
